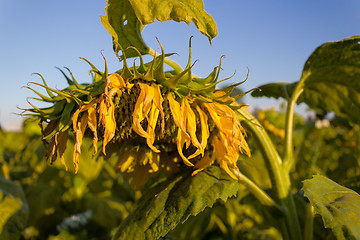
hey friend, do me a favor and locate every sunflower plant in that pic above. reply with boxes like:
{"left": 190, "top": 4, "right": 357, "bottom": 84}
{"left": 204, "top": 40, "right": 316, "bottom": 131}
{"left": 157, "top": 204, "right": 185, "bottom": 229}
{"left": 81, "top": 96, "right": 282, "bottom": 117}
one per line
{"left": 23, "top": 0, "right": 360, "bottom": 239}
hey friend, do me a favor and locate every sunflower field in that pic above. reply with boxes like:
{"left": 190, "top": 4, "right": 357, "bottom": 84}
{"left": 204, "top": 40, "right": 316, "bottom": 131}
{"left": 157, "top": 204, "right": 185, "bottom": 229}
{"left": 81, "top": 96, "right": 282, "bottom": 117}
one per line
{"left": 1, "top": 0, "right": 360, "bottom": 239}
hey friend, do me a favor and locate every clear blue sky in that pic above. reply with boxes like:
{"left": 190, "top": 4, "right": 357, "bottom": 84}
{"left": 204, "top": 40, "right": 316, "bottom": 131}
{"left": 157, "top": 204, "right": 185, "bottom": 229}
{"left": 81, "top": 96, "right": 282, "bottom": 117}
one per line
{"left": 0, "top": 1, "right": 359, "bottom": 130}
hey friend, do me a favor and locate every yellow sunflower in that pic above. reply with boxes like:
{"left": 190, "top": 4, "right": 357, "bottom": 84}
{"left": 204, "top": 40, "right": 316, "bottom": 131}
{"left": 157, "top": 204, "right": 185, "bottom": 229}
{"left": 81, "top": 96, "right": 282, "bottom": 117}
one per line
{"left": 25, "top": 41, "right": 250, "bottom": 189}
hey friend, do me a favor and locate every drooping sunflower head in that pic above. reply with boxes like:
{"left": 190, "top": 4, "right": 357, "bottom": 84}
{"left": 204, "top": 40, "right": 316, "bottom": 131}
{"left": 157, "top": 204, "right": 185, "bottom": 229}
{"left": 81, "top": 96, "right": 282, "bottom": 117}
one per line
{"left": 24, "top": 40, "right": 251, "bottom": 189}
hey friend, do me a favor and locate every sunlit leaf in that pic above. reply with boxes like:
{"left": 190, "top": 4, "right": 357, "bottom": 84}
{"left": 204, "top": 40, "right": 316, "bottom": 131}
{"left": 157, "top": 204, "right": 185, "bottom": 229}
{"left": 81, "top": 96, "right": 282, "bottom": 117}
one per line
{"left": 100, "top": 0, "right": 218, "bottom": 59}
{"left": 100, "top": 0, "right": 150, "bottom": 58}
{"left": 129, "top": 0, "right": 218, "bottom": 43}
{"left": 252, "top": 36, "right": 360, "bottom": 123}
{"left": 114, "top": 165, "right": 239, "bottom": 240}
{"left": 302, "top": 175, "right": 360, "bottom": 240}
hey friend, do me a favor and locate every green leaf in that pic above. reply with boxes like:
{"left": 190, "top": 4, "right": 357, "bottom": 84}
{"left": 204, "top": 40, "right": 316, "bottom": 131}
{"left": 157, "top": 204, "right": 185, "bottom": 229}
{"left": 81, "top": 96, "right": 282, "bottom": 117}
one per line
{"left": 100, "top": 0, "right": 150, "bottom": 58}
{"left": 101, "top": 0, "right": 218, "bottom": 57}
{"left": 128, "top": 0, "right": 218, "bottom": 43}
{"left": 302, "top": 175, "right": 360, "bottom": 240}
{"left": 251, "top": 82, "right": 297, "bottom": 100}
{"left": 113, "top": 165, "right": 239, "bottom": 240}
{"left": 252, "top": 36, "right": 360, "bottom": 123}
{"left": 0, "top": 177, "right": 29, "bottom": 240}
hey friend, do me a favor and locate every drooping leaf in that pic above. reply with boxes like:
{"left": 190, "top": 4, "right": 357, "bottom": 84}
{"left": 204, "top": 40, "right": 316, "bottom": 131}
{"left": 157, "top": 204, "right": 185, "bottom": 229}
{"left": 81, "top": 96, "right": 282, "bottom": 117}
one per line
{"left": 100, "top": 0, "right": 218, "bottom": 58}
{"left": 128, "top": 0, "right": 218, "bottom": 43}
{"left": 252, "top": 36, "right": 360, "bottom": 123}
{"left": 302, "top": 175, "right": 360, "bottom": 240}
{"left": 114, "top": 165, "right": 239, "bottom": 240}
{"left": 100, "top": 0, "right": 150, "bottom": 58}
{"left": 0, "top": 177, "right": 29, "bottom": 240}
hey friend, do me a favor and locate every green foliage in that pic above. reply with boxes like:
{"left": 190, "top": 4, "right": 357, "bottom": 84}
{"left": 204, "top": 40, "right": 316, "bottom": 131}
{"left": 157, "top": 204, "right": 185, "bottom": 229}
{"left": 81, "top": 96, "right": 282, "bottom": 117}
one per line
{"left": 303, "top": 175, "right": 360, "bottom": 240}
{"left": 0, "top": 125, "right": 135, "bottom": 239}
{"left": 5, "top": 0, "right": 360, "bottom": 238}
{"left": 2, "top": 90, "right": 359, "bottom": 239}
{"left": 252, "top": 36, "right": 360, "bottom": 124}
{"left": 114, "top": 166, "right": 239, "bottom": 240}
{"left": 299, "top": 35, "right": 360, "bottom": 123}
{"left": 0, "top": 177, "right": 29, "bottom": 240}
{"left": 293, "top": 122, "right": 360, "bottom": 191}
{"left": 251, "top": 35, "right": 360, "bottom": 239}
{"left": 167, "top": 195, "right": 283, "bottom": 240}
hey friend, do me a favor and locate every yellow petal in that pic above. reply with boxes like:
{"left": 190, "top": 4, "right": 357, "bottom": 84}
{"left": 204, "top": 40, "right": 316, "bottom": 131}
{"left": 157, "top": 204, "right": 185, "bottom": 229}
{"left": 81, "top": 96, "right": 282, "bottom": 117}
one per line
{"left": 180, "top": 100, "right": 191, "bottom": 149}
{"left": 98, "top": 97, "right": 117, "bottom": 155}
{"left": 98, "top": 99, "right": 107, "bottom": 124}
{"left": 107, "top": 73, "right": 126, "bottom": 89}
{"left": 73, "top": 112, "right": 88, "bottom": 174}
{"left": 189, "top": 104, "right": 209, "bottom": 159}
{"left": 176, "top": 128, "right": 194, "bottom": 166}
{"left": 144, "top": 84, "right": 164, "bottom": 152}
{"left": 102, "top": 102, "right": 116, "bottom": 155}
{"left": 153, "top": 84, "right": 165, "bottom": 133}
{"left": 212, "top": 136, "right": 239, "bottom": 180}
{"left": 170, "top": 97, "right": 194, "bottom": 165}
{"left": 219, "top": 158, "right": 240, "bottom": 180}
{"left": 57, "top": 129, "right": 69, "bottom": 171}
{"left": 204, "top": 102, "right": 229, "bottom": 133}
{"left": 167, "top": 93, "right": 188, "bottom": 135}
{"left": 87, "top": 106, "right": 98, "bottom": 155}
{"left": 220, "top": 132, "right": 239, "bottom": 163}
{"left": 192, "top": 151, "right": 214, "bottom": 176}
{"left": 204, "top": 101, "right": 250, "bottom": 157}
{"left": 184, "top": 101, "right": 202, "bottom": 158}
{"left": 72, "top": 98, "right": 99, "bottom": 136}
{"left": 132, "top": 83, "right": 154, "bottom": 138}
{"left": 146, "top": 102, "right": 160, "bottom": 152}
{"left": 72, "top": 110, "right": 80, "bottom": 138}
{"left": 139, "top": 83, "right": 155, "bottom": 117}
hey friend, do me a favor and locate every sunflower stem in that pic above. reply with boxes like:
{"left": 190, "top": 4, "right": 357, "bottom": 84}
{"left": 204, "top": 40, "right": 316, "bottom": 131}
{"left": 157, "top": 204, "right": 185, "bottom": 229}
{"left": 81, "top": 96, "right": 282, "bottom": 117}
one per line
{"left": 304, "top": 204, "right": 314, "bottom": 240}
{"left": 283, "top": 81, "right": 305, "bottom": 173}
{"left": 236, "top": 171, "right": 282, "bottom": 211}
{"left": 283, "top": 71, "right": 310, "bottom": 173}
{"left": 237, "top": 108, "right": 302, "bottom": 240}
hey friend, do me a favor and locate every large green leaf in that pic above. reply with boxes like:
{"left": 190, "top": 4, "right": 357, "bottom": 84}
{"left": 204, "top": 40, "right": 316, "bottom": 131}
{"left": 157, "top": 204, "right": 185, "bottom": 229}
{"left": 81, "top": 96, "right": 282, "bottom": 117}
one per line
{"left": 0, "top": 177, "right": 29, "bottom": 240}
{"left": 100, "top": 0, "right": 218, "bottom": 58}
{"left": 101, "top": 0, "right": 150, "bottom": 58}
{"left": 114, "top": 165, "right": 239, "bottom": 240}
{"left": 252, "top": 36, "right": 360, "bottom": 123}
{"left": 302, "top": 175, "right": 360, "bottom": 240}
{"left": 128, "top": 0, "right": 217, "bottom": 42}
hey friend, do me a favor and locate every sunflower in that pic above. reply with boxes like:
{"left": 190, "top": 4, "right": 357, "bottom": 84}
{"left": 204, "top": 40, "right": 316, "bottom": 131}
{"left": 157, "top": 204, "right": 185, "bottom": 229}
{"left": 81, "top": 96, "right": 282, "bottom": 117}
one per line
{"left": 24, "top": 40, "right": 250, "bottom": 189}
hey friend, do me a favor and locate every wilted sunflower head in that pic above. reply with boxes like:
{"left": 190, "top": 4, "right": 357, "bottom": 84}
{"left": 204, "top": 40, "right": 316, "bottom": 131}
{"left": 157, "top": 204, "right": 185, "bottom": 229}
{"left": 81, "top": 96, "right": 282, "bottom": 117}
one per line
{"left": 24, "top": 40, "right": 251, "bottom": 189}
